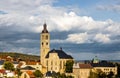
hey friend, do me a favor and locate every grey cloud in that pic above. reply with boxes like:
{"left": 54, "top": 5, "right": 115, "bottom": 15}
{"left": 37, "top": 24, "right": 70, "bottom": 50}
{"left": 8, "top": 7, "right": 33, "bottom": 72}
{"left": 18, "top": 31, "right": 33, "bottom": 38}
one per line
{"left": 0, "top": 0, "right": 120, "bottom": 60}
{"left": 51, "top": 43, "right": 120, "bottom": 53}
{"left": 97, "top": 4, "right": 120, "bottom": 13}
{"left": 70, "top": 52, "right": 120, "bottom": 60}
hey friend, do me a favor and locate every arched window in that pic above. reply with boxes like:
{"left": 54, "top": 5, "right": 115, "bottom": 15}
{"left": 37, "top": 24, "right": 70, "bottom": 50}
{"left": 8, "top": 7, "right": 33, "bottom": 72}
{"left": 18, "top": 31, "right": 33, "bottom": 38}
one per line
{"left": 46, "top": 42, "right": 48, "bottom": 45}
{"left": 51, "top": 61, "right": 53, "bottom": 65}
{"left": 46, "top": 35, "right": 48, "bottom": 39}
{"left": 24, "top": 74, "right": 27, "bottom": 78}
{"left": 42, "top": 35, "right": 44, "bottom": 39}
{"left": 42, "top": 42, "right": 43, "bottom": 46}
{"left": 46, "top": 60, "right": 48, "bottom": 66}
{"left": 60, "top": 61, "right": 62, "bottom": 69}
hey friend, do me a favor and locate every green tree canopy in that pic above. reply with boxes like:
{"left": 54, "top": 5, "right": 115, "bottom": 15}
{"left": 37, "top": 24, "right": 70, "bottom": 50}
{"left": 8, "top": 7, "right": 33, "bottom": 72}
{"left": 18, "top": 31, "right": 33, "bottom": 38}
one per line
{"left": 3, "top": 61, "right": 14, "bottom": 71}
{"left": 65, "top": 60, "right": 74, "bottom": 73}
{"left": 54, "top": 73, "right": 74, "bottom": 78}
{"left": 88, "top": 70, "right": 98, "bottom": 78}
{"left": 16, "top": 68, "right": 22, "bottom": 78}
{"left": 115, "top": 63, "right": 120, "bottom": 77}
{"left": 89, "top": 70, "right": 115, "bottom": 78}
{"left": 107, "top": 71, "right": 114, "bottom": 78}
{"left": 98, "top": 71, "right": 107, "bottom": 78}
{"left": 33, "top": 70, "right": 43, "bottom": 77}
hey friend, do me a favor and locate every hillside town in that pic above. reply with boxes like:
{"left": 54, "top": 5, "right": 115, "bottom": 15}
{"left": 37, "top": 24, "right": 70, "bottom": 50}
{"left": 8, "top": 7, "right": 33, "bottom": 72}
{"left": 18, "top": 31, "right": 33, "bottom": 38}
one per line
{"left": 0, "top": 23, "right": 119, "bottom": 78}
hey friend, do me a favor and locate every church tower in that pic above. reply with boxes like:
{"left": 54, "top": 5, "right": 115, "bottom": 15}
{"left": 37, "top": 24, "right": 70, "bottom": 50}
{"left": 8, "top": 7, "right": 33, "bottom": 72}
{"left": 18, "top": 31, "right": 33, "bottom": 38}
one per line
{"left": 40, "top": 23, "right": 50, "bottom": 67}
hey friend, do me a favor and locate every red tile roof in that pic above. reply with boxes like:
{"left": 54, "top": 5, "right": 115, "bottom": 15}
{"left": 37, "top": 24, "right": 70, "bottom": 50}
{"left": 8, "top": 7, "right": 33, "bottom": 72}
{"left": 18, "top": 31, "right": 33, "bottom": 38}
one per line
{"left": 26, "top": 70, "right": 35, "bottom": 77}
{"left": 0, "top": 69, "right": 6, "bottom": 74}
{"left": 26, "top": 61, "right": 40, "bottom": 65}
{"left": 79, "top": 64, "right": 92, "bottom": 69}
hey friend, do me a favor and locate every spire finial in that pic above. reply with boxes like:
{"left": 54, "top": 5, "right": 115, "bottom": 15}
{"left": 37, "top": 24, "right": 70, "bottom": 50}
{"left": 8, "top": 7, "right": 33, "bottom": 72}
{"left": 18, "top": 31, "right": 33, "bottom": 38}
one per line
{"left": 42, "top": 23, "right": 48, "bottom": 33}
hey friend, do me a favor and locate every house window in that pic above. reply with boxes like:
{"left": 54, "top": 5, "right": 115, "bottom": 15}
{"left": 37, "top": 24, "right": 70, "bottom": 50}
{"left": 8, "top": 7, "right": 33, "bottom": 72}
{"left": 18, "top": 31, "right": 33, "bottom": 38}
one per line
{"left": 24, "top": 74, "right": 27, "bottom": 78}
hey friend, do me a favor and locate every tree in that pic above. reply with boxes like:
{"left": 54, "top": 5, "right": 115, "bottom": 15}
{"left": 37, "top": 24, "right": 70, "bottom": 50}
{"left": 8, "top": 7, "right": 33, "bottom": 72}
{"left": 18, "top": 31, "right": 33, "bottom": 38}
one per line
{"left": 98, "top": 71, "right": 107, "bottom": 78}
{"left": 3, "top": 61, "right": 15, "bottom": 71}
{"left": 33, "top": 70, "right": 43, "bottom": 78}
{"left": 89, "top": 70, "right": 107, "bottom": 78}
{"left": 88, "top": 70, "right": 98, "bottom": 78}
{"left": 65, "top": 60, "right": 74, "bottom": 73}
{"left": 107, "top": 71, "right": 114, "bottom": 78}
{"left": 60, "top": 73, "right": 67, "bottom": 78}
{"left": 53, "top": 72, "right": 74, "bottom": 78}
{"left": 115, "top": 63, "right": 120, "bottom": 77}
{"left": 16, "top": 68, "right": 22, "bottom": 78}
{"left": 67, "top": 75, "right": 74, "bottom": 78}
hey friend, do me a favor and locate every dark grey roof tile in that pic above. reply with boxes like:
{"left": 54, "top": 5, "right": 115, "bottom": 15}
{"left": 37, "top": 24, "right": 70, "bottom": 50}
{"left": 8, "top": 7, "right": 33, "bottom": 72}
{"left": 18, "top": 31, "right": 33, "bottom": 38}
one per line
{"left": 45, "top": 49, "right": 73, "bottom": 59}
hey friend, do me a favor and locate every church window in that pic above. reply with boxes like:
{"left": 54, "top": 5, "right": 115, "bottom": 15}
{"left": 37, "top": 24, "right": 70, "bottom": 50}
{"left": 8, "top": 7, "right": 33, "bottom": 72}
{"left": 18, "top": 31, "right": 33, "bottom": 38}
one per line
{"left": 42, "top": 42, "right": 43, "bottom": 46}
{"left": 55, "top": 67, "right": 57, "bottom": 70}
{"left": 51, "top": 61, "right": 53, "bottom": 65}
{"left": 55, "top": 61, "right": 57, "bottom": 65}
{"left": 46, "top": 42, "right": 48, "bottom": 45}
{"left": 46, "top": 60, "right": 48, "bottom": 66}
{"left": 42, "top": 35, "right": 44, "bottom": 39}
{"left": 63, "top": 61, "right": 65, "bottom": 69}
{"left": 46, "top": 35, "right": 48, "bottom": 39}
{"left": 60, "top": 61, "right": 62, "bottom": 69}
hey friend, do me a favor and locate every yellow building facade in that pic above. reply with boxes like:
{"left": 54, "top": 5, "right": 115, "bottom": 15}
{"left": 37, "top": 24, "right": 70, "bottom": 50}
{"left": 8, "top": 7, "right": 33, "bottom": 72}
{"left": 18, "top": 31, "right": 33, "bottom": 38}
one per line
{"left": 73, "top": 62, "right": 117, "bottom": 78}
{"left": 40, "top": 23, "right": 73, "bottom": 73}
{"left": 93, "top": 67, "right": 117, "bottom": 75}
{"left": 40, "top": 23, "right": 50, "bottom": 67}
{"left": 73, "top": 63, "right": 92, "bottom": 78}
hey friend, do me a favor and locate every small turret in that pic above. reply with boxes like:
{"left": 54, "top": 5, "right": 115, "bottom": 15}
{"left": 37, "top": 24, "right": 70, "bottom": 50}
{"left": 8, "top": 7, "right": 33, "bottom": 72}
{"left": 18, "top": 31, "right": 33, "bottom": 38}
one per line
{"left": 92, "top": 56, "right": 99, "bottom": 63}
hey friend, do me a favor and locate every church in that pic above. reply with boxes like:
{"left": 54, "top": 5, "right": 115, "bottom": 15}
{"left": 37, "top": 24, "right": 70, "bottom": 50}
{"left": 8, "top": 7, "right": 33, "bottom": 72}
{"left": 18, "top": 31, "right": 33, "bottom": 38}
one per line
{"left": 40, "top": 23, "right": 73, "bottom": 73}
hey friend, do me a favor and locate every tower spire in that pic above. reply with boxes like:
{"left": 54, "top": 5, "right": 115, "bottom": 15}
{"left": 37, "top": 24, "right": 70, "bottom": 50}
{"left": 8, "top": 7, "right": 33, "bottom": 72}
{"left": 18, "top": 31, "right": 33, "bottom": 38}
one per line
{"left": 42, "top": 23, "right": 48, "bottom": 33}
{"left": 40, "top": 22, "right": 50, "bottom": 67}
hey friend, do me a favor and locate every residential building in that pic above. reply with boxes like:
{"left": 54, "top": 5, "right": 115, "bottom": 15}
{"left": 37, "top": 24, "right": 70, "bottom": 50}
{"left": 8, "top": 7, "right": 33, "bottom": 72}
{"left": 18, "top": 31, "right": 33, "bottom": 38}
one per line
{"left": 20, "top": 66, "right": 35, "bottom": 78}
{"left": 17, "top": 61, "right": 46, "bottom": 74}
{"left": 20, "top": 71, "right": 32, "bottom": 78}
{"left": 73, "top": 63, "right": 92, "bottom": 78}
{"left": 91, "top": 61, "right": 117, "bottom": 75}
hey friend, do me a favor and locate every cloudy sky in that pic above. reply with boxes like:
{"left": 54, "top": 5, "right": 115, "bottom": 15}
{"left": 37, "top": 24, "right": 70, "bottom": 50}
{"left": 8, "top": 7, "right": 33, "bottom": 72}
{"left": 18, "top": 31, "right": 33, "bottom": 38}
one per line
{"left": 0, "top": 0, "right": 120, "bottom": 60}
